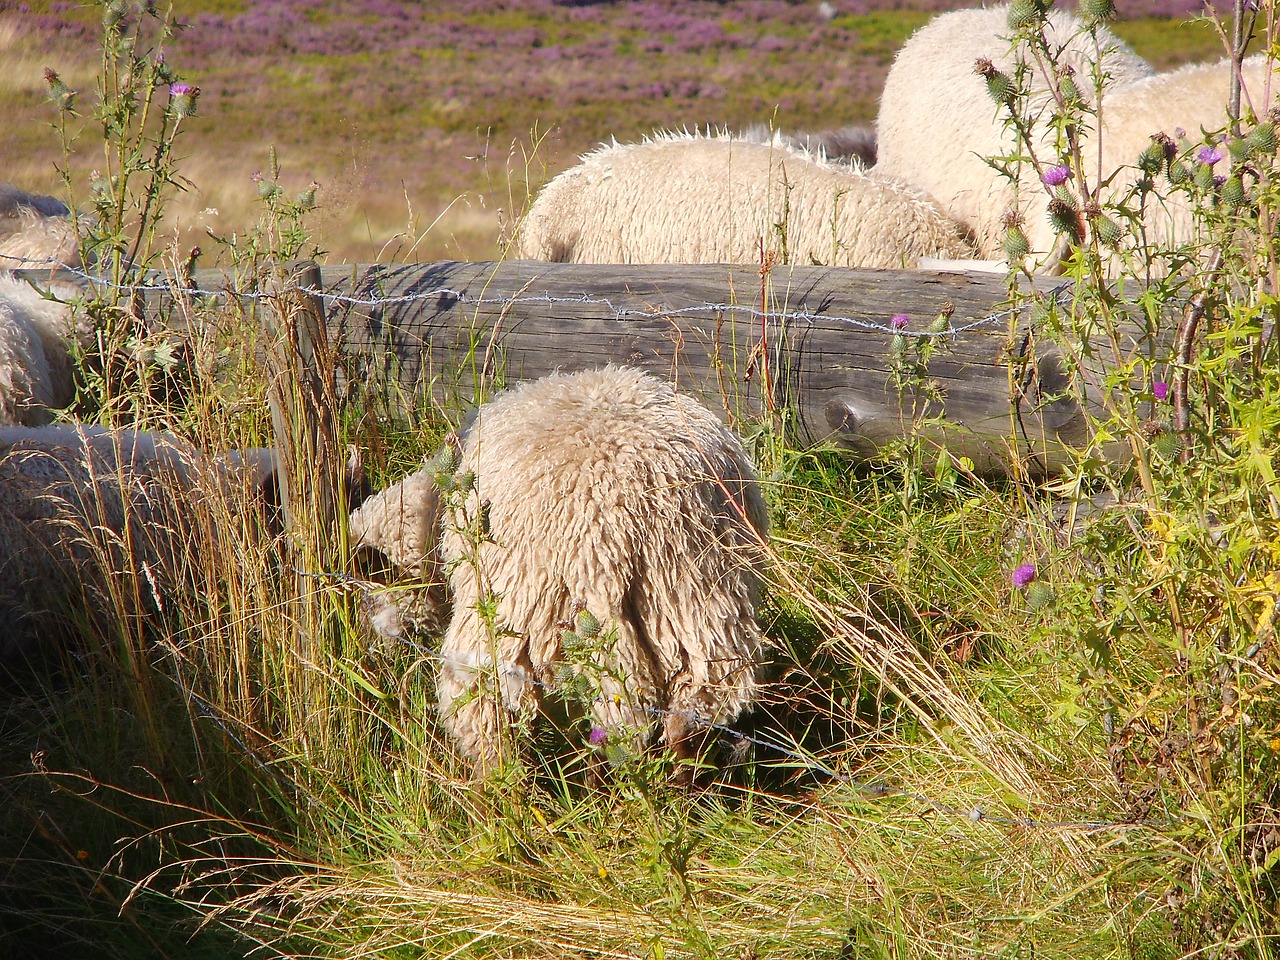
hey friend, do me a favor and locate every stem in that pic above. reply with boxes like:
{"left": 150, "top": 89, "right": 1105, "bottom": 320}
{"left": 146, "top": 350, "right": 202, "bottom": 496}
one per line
{"left": 1172, "top": 248, "right": 1225, "bottom": 444}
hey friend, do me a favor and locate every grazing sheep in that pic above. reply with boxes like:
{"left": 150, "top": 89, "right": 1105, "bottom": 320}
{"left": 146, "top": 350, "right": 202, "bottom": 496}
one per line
{"left": 431, "top": 366, "right": 769, "bottom": 773}
{"left": 738, "top": 123, "right": 878, "bottom": 168}
{"left": 0, "top": 424, "right": 277, "bottom": 664}
{"left": 0, "top": 183, "right": 82, "bottom": 268}
{"left": 0, "top": 184, "right": 85, "bottom": 424}
{"left": 875, "top": 5, "right": 1154, "bottom": 261}
{"left": 517, "top": 131, "right": 975, "bottom": 267}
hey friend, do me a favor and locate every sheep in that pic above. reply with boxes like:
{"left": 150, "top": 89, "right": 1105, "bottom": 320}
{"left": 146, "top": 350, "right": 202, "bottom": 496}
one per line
{"left": 0, "top": 182, "right": 82, "bottom": 269}
{"left": 738, "top": 123, "right": 878, "bottom": 168}
{"left": 425, "top": 366, "right": 769, "bottom": 774}
{"left": 1095, "top": 55, "right": 1274, "bottom": 249}
{"left": 0, "top": 423, "right": 277, "bottom": 666}
{"left": 0, "top": 184, "right": 86, "bottom": 424}
{"left": 874, "top": 5, "right": 1155, "bottom": 262}
{"left": 516, "top": 131, "right": 975, "bottom": 267}
{"left": 0, "top": 272, "right": 80, "bottom": 425}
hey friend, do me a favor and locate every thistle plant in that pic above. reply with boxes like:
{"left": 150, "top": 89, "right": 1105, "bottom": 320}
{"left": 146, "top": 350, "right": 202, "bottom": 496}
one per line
{"left": 983, "top": 0, "right": 1280, "bottom": 947}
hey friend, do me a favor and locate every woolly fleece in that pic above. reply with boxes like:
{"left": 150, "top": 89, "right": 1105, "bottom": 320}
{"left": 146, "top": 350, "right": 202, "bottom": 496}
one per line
{"left": 517, "top": 132, "right": 973, "bottom": 267}
{"left": 875, "top": 4, "right": 1154, "bottom": 261}
{"left": 435, "top": 366, "right": 768, "bottom": 771}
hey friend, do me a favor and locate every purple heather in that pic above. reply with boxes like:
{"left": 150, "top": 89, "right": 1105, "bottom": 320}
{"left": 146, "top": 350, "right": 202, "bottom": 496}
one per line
{"left": 1012, "top": 563, "right": 1037, "bottom": 589}
{"left": 1042, "top": 164, "right": 1072, "bottom": 187}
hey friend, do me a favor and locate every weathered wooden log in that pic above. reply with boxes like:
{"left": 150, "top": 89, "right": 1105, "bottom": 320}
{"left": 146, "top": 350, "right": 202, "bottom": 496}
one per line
{"left": 308, "top": 260, "right": 1110, "bottom": 475}
{"left": 16, "top": 261, "right": 1154, "bottom": 474}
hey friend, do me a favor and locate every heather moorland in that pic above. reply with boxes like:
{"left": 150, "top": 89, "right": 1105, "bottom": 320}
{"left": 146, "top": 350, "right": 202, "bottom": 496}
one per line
{"left": 1, "top": 0, "right": 1234, "bottom": 261}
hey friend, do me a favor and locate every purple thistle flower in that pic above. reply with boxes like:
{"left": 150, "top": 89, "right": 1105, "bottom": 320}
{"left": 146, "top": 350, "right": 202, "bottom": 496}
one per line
{"left": 891, "top": 313, "right": 910, "bottom": 330}
{"left": 1011, "top": 563, "right": 1037, "bottom": 589}
{"left": 1042, "top": 164, "right": 1072, "bottom": 187}
{"left": 1153, "top": 380, "right": 1169, "bottom": 402}
{"left": 588, "top": 726, "right": 607, "bottom": 747}
{"left": 1197, "top": 145, "right": 1224, "bottom": 166}
{"left": 168, "top": 81, "right": 199, "bottom": 117}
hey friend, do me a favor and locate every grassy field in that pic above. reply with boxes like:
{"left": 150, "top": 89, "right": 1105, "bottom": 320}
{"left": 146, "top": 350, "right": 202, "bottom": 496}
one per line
{"left": 2, "top": 2, "right": 1279, "bottom": 959}
{"left": 2, "top": 0, "right": 1234, "bottom": 263}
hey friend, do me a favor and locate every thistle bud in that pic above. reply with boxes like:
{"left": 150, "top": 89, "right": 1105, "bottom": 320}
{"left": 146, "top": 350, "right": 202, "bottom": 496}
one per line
{"left": 43, "top": 68, "right": 76, "bottom": 113}
{"left": 1150, "top": 430, "right": 1183, "bottom": 461}
{"left": 975, "top": 58, "right": 1015, "bottom": 107}
{"left": 1079, "top": 0, "right": 1116, "bottom": 22}
{"left": 103, "top": 0, "right": 129, "bottom": 28}
{"left": 1058, "top": 69, "right": 1081, "bottom": 107}
{"left": 1220, "top": 175, "right": 1246, "bottom": 207}
{"left": 1003, "top": 225, "right": 1031, "bottom": 260}
{"left": 1091, "top": 213, "right": 1124, "bottom": 247}
{"left": 1192, "top": 162, "right": 1217, "bottom": 192}
{"left": 1047, "top": 195, "right": 1081, "bottom": 239}
{"left": 575, "top": 609, "right": 601, "bottom": 639}
{"left": 168, "top": 82, "right": 199, "bottom": 118}
{"left": 1137, "top": 140, "right": 1168, "bottom": 176}
{"left": 928, "top": 311, "right": 953, "bottom": 336}
{"left": 1025, "top": 580, "right": 1055, "bottom": 610}
{"left": 432, "top": 443, "right": 460, "bottom": 475}
{"left": 1248, "top": 121, "right": 1277, "bottom": 156}
{"left": 1007, "top": 0, "right": 1046, "bottom": 30}
{"left": 890, "top": 333, "right": 908, "bottom": 361}
{"left": 254, "top": 173, "right": 282, "bottom": 200}
{"left": 1167, "top": 161, "right": 1190, "bottom": 186}
{"left": 296, "top": 181, "right": 319, "bottom": 211}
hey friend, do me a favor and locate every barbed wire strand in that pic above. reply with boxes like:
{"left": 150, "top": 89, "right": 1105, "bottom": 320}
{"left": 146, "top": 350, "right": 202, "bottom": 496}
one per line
{"left": 3, "top": 253, "right": 1073, "bottom": 339}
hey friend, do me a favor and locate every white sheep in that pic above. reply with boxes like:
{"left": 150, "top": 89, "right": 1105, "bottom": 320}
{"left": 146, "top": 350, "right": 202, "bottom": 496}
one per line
{"left": 0, "top": 272, "right": 79, "bottom": 425}
{"left": 0, "top": 423, "right": 277, "bottom": 664}
{"left": 0, "top": 182, "right": 82, "bottom": 269}
{"left": 516, "top": 131, "right": 975, "bottom": 267}
{"left": 874, "top": 4, "right": 1155, "bottom": 262}
{"left": 348, "top": 453, "right": 452, "bottom": 641}
{"left": 1096, "top": 55, "right": 1274, "bottom": 249}
{"left": 0, "top": 184, "right": 85, "bottom": 424}
{"left": 428, "top": 366, "right": 769, "bottom": 773}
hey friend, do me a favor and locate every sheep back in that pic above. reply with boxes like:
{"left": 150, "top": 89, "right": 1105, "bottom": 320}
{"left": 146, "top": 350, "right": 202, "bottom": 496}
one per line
{"left": 0, "top": 274, "right": 78, "bottom": 425}
{"left": 875, "top": 5, "right": 1153, "bottom": 260}
{"left": 517, "top": 132, "right": 974, "bottom": 267}
{"left": 1098, "top": 55, "right": 1273, "bottom": 249}
{"left": 0, "top": 183, "right": 81, "bottom": 268}
{"left": 436, "top": 366, "right": 768, "bottom": 770}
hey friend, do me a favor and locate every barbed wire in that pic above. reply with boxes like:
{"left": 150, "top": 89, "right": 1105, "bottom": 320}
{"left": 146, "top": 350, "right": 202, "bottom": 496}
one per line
{"left": 301, "top": 569, "right": 1174, "bottom": 834}
{"left": 3, "top": 252, "right": 1074, "bottom": 340}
